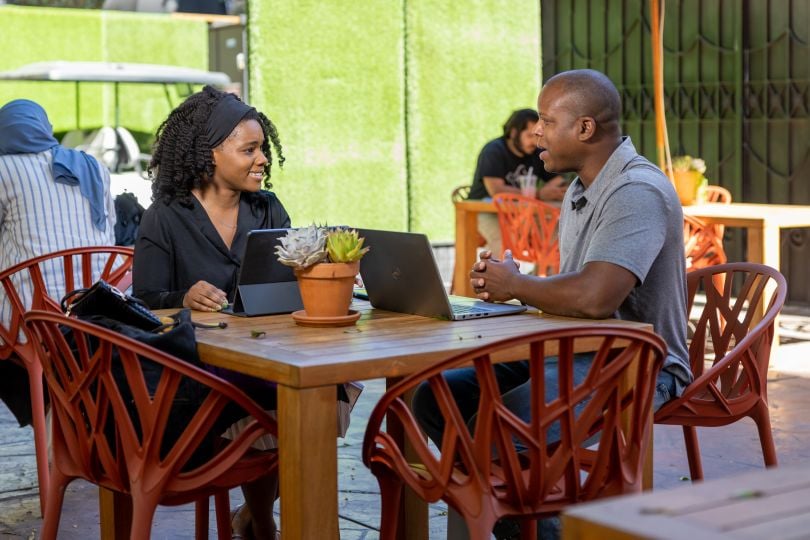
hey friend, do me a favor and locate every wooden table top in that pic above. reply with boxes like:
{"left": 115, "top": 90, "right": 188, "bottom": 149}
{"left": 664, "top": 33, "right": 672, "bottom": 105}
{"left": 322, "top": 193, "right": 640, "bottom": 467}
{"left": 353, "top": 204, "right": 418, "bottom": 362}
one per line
{"left": 562, "top": 464, "right": 810, "bottom": 539}
{"left": 163, "top": 301, "right": 653, "bottom": 389}
{"left": 682, "top": 202, "right": 810, "bottom": 227}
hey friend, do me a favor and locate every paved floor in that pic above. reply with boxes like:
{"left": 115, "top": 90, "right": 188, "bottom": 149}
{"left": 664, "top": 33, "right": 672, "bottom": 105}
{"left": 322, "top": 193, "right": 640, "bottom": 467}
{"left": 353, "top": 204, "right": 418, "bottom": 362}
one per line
{"left": 2, "top": 316, "right": 809, "bottom": 539}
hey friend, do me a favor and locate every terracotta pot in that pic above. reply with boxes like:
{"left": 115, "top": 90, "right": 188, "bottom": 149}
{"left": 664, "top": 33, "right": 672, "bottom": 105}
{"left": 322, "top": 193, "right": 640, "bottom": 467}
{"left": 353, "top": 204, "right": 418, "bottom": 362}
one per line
{"left": 294, "top": 261, "right": 359, "bottom": 317}
{"left": 673, "top": 170, "right": 702, "bottom": 206}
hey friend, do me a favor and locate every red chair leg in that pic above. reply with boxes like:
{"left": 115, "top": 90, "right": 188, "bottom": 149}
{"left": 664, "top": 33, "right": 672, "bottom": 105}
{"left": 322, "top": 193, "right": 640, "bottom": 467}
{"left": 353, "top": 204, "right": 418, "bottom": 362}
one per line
{"left": 27, "top": 361, "right": 50, "bottom": 515}
{"left": 41, "top": 468, "right": 70, "bottom": 540}
{"left": 214, "top": 490, "right": 232, "bottom": 540}
{"left": 129, "top": 497, "right": 158, "bottom": 540}
{"left": 683, "top": 425, "right": 704, "bottom": 481}
{"left": 752, "top": 401, "right": 778, "bottom": 468}
{"left": 195, "top": 497, "right": 209, "bottom": 540}
{"left": 374, "top": 468, "right": 404, "bottom": 540}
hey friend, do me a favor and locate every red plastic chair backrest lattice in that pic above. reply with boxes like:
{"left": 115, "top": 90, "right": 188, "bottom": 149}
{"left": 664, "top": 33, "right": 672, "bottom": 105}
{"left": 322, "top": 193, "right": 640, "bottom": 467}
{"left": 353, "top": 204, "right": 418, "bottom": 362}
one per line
{"left": 0, "top": 246, "right": 133, "bottom": 513}
{"left": 684, "top": 214, "right": 727, "bottom": 271}
{"left": 655, "top": 263, "right": 787, "bottom": 481}
{"left": 704, "top": 185, "right": 732, "bottom": 204}
{"left": 363, "top": 326, "right": 665, "bottom": 539}
{"left": 493, "top": 193, "right": 561, "bottom": 276}
{"left": 23, "top": 310, "right": 278, "bottom": 540}
{"left": 702, "top": 184, "right": 732, "bottom": 242}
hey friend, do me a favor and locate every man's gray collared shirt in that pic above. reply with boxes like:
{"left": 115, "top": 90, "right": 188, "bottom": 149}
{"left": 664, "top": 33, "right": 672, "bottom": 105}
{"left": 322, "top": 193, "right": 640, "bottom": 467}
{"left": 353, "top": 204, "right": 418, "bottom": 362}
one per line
{"left": 559, "top": 137, "right": 691, "bottom": 390}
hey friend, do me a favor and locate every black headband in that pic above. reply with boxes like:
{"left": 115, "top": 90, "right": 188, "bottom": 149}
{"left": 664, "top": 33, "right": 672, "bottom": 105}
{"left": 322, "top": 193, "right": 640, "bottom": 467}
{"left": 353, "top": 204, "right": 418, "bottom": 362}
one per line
{"left": 205, "top": 93, "right": 255, "bottom": 148}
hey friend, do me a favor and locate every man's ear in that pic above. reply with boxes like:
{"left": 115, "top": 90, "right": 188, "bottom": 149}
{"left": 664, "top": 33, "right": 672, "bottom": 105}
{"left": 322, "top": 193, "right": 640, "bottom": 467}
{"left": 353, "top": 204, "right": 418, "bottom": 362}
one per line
{"left": 577, "top": 116, "right": 597, "bottom": 141}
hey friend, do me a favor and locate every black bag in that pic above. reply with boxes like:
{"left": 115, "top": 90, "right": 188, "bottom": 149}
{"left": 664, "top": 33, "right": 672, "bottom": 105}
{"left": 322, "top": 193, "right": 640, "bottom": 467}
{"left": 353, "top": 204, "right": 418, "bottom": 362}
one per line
{"left": 74, "top": 309, "right": 243, "bottom": 469}
{"left": 62, "top": 279, "right": 162, "bottom": 331}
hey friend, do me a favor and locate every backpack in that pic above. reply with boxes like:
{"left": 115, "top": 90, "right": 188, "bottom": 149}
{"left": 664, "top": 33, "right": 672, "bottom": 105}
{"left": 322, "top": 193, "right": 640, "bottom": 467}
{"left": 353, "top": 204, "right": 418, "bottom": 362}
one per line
{"left": 114, "top": 192, "right": 145, "bottom": 246}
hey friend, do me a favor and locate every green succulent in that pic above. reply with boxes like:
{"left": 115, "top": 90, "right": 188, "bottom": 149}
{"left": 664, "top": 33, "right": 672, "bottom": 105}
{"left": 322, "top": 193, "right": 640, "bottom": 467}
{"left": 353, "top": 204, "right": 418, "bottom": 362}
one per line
{"left": 275, "top": 224, "right": 328, "bottom": 269}
{"left": 326, "top": 228, "right": 370, "bottom": 263}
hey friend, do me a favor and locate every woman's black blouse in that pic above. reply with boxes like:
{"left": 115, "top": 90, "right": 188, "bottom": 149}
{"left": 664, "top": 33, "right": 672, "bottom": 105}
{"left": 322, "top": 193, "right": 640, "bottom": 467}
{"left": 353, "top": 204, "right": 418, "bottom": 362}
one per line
{"left": 132, "top": 191, "right": 291, "bottom": 309}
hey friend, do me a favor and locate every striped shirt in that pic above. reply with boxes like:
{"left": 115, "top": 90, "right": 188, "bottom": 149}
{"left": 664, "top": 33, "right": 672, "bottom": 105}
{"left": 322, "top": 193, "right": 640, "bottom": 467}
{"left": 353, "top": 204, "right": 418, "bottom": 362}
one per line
{"left": 0, "top": 149, "right": 116, "bottom": 337}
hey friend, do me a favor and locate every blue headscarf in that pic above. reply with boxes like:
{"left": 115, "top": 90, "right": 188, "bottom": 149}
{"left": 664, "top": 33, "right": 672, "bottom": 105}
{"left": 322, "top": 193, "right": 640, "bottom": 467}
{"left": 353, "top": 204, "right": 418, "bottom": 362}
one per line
{"left": 0, "top": 99, "right": 107, "bottom": 231}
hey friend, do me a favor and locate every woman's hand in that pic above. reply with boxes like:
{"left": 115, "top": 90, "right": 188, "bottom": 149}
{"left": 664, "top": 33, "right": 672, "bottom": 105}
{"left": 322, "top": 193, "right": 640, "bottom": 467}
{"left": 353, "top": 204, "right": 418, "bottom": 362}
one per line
{"left": 183, "top": 280, "right": 228, "bottom": 312}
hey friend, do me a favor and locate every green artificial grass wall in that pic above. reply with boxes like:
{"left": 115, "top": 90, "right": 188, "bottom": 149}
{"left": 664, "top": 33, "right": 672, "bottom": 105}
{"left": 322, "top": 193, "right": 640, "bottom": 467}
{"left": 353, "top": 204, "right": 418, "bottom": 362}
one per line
{"left": 0, "top": 6, "right": 208, "bottom": 137}
{"left": 248, "top": 0, "right": 541, "bottom": 241}
{"left": 249, "top": 0, "right": 407, "bottom": 232}
{"left": 405, "top": 1, "right": 542, "bottom": 241}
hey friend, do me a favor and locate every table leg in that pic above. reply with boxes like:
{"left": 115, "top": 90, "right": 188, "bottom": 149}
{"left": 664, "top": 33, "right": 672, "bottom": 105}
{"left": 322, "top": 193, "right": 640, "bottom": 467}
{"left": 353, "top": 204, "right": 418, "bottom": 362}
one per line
{"left": 454, "top": 204, "right": 479, "bottom": 298}
{"left": 746, "top": 224, "right": 781, "bottom": 345}
{"left": 278, "top": 384, "right": 339, "bottom": 539}
{"left": 99, "top": 487, "right": 131, "bottom": 539}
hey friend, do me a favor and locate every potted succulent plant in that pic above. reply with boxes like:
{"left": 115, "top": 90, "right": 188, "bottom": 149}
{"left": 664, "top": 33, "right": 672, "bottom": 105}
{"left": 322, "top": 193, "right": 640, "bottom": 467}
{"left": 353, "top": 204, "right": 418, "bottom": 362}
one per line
{"left": 276, "top": 225, "right": 370, "bottom": 326}
{"left": 671, "top": 155, "right": 707, "bottom": 205}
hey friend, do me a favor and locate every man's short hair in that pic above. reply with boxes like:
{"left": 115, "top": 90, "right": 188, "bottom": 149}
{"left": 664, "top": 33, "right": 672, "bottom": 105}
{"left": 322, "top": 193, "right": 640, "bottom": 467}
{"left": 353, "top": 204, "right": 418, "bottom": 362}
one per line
{"left": 544, "top": 69, "right": 622, "bottom": 129}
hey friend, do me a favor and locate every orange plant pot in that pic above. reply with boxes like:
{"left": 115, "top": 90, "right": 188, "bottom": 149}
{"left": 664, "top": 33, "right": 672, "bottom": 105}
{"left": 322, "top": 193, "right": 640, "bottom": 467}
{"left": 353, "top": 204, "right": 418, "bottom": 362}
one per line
{"left": 674, "top": 170, "right": 702, "bottom": 206}
{"left": 294, "top": 261, "right": 359, "bottom": 318}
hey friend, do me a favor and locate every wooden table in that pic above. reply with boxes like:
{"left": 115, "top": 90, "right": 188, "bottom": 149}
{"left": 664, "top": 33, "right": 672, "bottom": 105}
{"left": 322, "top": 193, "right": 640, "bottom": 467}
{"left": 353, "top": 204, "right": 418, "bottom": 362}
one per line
{"left": 455, "top": 200, "right": 810, "bottom": 323}
{"left": 99, "top": 302, "right": 653, "bottom": 539}
{"left": 562, "top": 464, "right": 810, "bottom": 539}
{"left": 454, "top": 199, "right": 503, "bottom": 297}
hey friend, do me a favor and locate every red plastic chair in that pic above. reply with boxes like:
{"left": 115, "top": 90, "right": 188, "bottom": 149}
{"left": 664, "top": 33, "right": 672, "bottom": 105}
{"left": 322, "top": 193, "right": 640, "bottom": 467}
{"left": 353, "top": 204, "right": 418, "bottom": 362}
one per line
{"left": 684, "top": 214, "right": 727, "bottom": 271}
{"left": 23, "top": 310, "right": 278, "bottom": 540}
{"left": 704, "top": 185, "right": 732, "bottom": 204}
{"left": 363, "top": 326, "right": 665, "bottom": 539}
{"left": 0, "top": 246, "right": 134, "bottom": 512}
{"left": 654, "top": 263, "right": 787, "bottom": 481}
{"left": 493, "top": 193, "right": 561, "bottom": 276}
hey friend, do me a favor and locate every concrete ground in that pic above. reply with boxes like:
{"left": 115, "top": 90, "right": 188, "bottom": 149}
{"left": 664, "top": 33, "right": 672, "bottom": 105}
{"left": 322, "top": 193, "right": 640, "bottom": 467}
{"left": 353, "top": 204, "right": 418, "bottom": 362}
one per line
{"left": 2, "top": 312, "right": 809, "bottom": 539}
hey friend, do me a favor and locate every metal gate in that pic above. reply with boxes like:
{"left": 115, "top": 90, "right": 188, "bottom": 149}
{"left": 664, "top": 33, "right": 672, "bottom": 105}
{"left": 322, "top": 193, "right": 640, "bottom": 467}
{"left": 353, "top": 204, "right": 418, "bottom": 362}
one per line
{"left": 541, "top": 0, "right": 810, "bottom": 305}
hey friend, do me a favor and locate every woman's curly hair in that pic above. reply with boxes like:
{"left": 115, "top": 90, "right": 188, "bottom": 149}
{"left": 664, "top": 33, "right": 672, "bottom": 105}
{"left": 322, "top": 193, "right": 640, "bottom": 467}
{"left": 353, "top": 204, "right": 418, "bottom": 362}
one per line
{"left": 148, "top": 85, "right": 285, "bottom": 209}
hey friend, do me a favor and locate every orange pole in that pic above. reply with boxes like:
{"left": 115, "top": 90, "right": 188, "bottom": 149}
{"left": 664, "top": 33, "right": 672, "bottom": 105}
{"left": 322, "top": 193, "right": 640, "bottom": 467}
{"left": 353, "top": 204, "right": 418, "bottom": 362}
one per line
{"left": 650, "top": 0, "right": 666, "bottom": 173}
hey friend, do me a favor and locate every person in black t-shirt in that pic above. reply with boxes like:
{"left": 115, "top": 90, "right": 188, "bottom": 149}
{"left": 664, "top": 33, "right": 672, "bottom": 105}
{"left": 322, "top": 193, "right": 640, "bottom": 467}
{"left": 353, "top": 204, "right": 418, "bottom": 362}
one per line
{"left": 468, "top": 109, "right": 567, "bottom": 257}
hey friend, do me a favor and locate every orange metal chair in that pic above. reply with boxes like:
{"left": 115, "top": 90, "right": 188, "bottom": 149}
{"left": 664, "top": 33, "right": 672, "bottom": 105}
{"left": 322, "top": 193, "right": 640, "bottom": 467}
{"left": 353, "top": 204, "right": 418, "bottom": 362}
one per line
{"left": 0, "top": 246, "right": 134, "bottom": 512}
{"left": 362, "top": 326, "right": 665, "bottom": 539}
{"left": 23, "top": 310, "right": 278, "bottom": 540}
{"left": 493, "top": 193, "right": 561, "bottom": 276}
{"left": 684, "top": 214, "right": 727, "bottom": 271}
{"left": 654, "top": 262, "right": 787, "bottom": 481}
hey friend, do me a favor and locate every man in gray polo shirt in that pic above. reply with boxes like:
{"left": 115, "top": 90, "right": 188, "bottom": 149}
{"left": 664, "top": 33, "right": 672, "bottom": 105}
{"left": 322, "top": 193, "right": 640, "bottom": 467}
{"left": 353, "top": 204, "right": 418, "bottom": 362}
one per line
{"left": 412, "top": 67, "right": 691, "bottom": 540}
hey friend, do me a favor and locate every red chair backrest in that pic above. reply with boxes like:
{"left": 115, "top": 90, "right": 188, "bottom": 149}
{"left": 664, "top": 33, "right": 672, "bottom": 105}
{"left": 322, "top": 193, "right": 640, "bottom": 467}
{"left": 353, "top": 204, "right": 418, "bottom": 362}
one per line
{"left": 685, "top": 262, "right": 786, "bottom": 393}
{"left": 363, "top": 326, "right": 665, "bottom": 518}
{"left": 493, "top": 193, "right": 561, "bottom": 276}
{"left": 704, "top": 185, "right": 732, "bottom": 204}
{"left": 683, "top": 215, "right": 727, "bottom": 271}
{"left": 23, "top": 310, "right": 277, "bottom": 494}
{"left": 0, "top": 246, "right": 134, "bottom": 361}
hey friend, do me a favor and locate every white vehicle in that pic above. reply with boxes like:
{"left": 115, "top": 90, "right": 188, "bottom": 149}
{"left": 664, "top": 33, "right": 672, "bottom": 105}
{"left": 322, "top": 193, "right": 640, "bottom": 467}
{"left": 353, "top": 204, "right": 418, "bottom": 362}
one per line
{"left": 0, "top": 61, "right": 231, "bottom": 207}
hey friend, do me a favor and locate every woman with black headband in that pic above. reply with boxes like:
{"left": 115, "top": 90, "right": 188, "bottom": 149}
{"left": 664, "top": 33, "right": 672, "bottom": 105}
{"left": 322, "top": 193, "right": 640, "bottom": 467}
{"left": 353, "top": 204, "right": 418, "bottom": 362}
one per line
{"left": 132, "top": 85, "right": 287, "bottom": 539}
{"left": 133, "top": 85, "right": 289, "bottom": 311}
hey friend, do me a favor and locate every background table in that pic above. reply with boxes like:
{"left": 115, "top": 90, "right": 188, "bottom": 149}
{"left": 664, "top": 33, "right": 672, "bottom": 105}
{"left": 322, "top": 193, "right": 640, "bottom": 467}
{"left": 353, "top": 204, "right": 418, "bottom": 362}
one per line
{"left": 562, "top": 464, "right": 810, "bottom": 539}
{"left": 99, "top": 302, "right": 653, "bottom": 540}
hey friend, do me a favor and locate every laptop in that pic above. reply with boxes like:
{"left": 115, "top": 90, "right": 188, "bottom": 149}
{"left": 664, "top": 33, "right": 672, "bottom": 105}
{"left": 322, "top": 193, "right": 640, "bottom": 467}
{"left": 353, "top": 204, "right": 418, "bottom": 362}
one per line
{"left": 357, "top": 229, "right": 527, "bottom": 320}
{"left": 224, "top": 228, "right": 304, "bottom": 317}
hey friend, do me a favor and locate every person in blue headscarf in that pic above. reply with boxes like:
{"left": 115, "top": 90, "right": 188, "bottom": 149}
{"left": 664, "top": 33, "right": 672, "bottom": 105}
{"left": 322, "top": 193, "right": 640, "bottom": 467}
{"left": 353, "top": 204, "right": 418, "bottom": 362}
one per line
{"left": 0, "top": 98, "right": 116, "bottom": 426}
{"left": 0, "top": 99, "right": 109, "bottom": 231}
